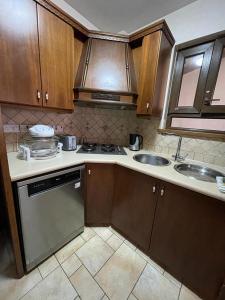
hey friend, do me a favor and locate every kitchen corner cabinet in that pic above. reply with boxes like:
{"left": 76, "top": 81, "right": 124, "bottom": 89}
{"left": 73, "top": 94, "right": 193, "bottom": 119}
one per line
{"left": 111, "top": 165, "right": 158, "bottom": 251}
{"left": 150, "top": 181, "right": 225, "bottom": 300}
{"left": 132, "top": 31, "right": 173, "bottom": 116}
{"left": 85, "top": 164, "right": 114, "bottom": 226}
{"left": 0, "top": 0, "right": 74, "bottom": 111}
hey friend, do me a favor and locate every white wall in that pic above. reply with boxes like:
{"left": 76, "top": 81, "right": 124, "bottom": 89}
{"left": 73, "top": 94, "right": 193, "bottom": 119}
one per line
{"left": 165, "top": 0, "right": 225, "bottom": 44}
{"left": 51, "top": 0, "right": 99, "bottom": 30}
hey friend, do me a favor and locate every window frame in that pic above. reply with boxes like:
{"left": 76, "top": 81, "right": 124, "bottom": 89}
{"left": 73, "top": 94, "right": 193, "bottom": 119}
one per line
{"left": 165, "top": 32, "right": 225, "bottom": 141}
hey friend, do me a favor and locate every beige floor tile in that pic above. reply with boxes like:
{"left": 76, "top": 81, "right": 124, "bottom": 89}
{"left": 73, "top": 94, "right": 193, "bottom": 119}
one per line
{"left": 93, "top": 227, "right": 113, "bottom": 241}
{"left": 109, "top": 227, "right": 125, "bottom": 241}
{"left": 136, "top": 249, "right": 164, "bottom": 274}
{"left": 124, "top": 239, "right": 137, "bottom": 250}
{"left": 81, "top": 227, "right": 96, "bottom": 241}
{"left": 70, "top": 266, "right": 104, "bottom": 300}
{"left": 0, "top": 266, "right": 41, "bottom": 300}
{"left": 164, "top": 271, "right": 182, "bottom": 288}
{"left": 61, "top": 254, "right": 82, "bottom": 277}
{"left": 106, "top": 234, "right": 123, "bottom": 251}
{"left": 179, "top": 285, "right": 202, "bottom": 300}
{"left": 38, "top": 255, "right": 59, "bottom": 278}
{"left": 128, "top": 294, "right": 138, "bottom": 300}
{"left": 95, "top": 243, "right": 146, "bottom": 300}
{"left": 55, "top": 236, "right": 85, "bottom": 263}
{"left": 21, "top": 267, "right": 77, "bottom": 300}
{"left": 133, "top": 263, "right": 180, "bottom": 300}
{"left": 102, "top": 295, "right": 109, "bottom": 300}
{"left": 76, "top": 235, "right": 114, "bottom": 275}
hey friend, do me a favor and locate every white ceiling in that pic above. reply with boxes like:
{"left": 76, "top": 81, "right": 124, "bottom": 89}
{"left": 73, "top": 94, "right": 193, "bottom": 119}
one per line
{"left": 64, "top": 0, "right": 197, "bottom": 33}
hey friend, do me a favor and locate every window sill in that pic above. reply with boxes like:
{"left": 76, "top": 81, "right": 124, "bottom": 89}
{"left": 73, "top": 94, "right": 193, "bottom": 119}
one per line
{"left": 158, "top": 128, "right": 225, "bottom": 142}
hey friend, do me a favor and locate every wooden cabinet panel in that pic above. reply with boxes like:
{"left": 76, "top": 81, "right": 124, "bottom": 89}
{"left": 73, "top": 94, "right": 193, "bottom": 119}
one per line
{"left": 134, "top": 31, "right": 172, "bottom": 117}
{"left": 85, "top": 39, "right": 128, "bottom": 92}
{"left": 0, "top": 0, "right": 42, "bottom": 106}
{"left": 85, "top": 164, "right": 114, "bottom": 226}
{"left": 38, "top": 5, "right": 74, "bottom": 110}
{"left": 112, "top": 165, "right": 158, "bottom": 251}
{"left": 150, "top": 182, "right": 225, "bottom": 300}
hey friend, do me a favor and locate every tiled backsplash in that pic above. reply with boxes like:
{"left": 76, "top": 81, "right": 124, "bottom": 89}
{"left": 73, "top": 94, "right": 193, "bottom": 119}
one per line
{"left": 2, "top": 107, "right": 225, "bottom": 167}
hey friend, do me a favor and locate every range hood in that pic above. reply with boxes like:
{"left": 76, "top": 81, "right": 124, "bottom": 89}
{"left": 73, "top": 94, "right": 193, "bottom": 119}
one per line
{"left": 74, "top": 35, "right": 137, "bottom": 109}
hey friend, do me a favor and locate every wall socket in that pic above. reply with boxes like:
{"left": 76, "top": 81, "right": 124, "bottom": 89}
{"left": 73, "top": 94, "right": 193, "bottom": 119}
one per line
{"left": 3, "top": 125, "right": 20, "bottom": 133}
{"left": 55, "top": 125, "right": 64, "bottom": 133}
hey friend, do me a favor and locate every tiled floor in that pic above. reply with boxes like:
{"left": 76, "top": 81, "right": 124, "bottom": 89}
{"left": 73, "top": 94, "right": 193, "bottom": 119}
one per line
{"left": 0, "top": 227, "right": 202, "bottom": 300}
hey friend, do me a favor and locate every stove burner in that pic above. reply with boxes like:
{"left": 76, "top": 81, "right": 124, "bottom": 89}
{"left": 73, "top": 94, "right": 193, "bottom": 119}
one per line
{"left": 81, "top": 143, "right": 97, "bottom": 152}
{"left": 101, "top": 144, "right": 115, "bottom": 152}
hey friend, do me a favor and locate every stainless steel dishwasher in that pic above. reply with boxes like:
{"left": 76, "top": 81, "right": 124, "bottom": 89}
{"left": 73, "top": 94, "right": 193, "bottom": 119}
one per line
{"left": 16, "top": 165, "right": 85, "bottom": 271}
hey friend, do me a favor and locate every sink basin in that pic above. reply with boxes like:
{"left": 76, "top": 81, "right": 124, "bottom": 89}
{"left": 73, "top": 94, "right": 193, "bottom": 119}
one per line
{"left": 174, "top": 163, "right": 224, "bottom": 183}
{"left": 133, "top": 154, "right": 170, "bottom": 166}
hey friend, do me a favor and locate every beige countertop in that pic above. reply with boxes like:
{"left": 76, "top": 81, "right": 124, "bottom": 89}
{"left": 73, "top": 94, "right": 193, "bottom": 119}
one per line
{"left": 7, "top": 147, "right": 225, "bottom": 202}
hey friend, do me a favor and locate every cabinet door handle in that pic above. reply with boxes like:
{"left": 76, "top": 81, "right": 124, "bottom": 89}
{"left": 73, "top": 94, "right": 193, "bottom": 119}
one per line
{"left": 153, "top": 185, "right": 156, "bottom": 193}
{"left": 146, "top": 102, "right": 150, "bottom": 111}
{"left": 37, "top": 90, "right": 41, "bottom": 101}
{"left": 45, "top": 92, "right": 49, "bottom": 102}
{"left": 88, "top": 169, "right": 91, "bottom": 175}
{"left": 160, "top": 188, "right": 165, "bottom": 196}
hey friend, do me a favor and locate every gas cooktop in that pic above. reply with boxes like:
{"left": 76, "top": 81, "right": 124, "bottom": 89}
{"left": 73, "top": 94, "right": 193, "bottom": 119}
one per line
{"left": 76, "top": 143, "right": 127, "bottom": 155}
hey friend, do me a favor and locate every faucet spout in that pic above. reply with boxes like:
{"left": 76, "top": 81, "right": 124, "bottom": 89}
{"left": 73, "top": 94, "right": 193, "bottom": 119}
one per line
{"left": 172, "top": 136, "right": 187, "bottom": 162}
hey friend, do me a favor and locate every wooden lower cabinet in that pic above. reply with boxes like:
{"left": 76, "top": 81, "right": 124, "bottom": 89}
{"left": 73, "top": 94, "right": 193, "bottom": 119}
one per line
{"left": 85, "top": 164, "right": 114, "bottom": 226}
{"left": 149, "top": 181, "right": 225, "bottom": 300}
{"left": 111, "top": 165, "right": 158, "bottom": 251}
{"left": 85, "top": 163, "right": 225, "bottom": 299}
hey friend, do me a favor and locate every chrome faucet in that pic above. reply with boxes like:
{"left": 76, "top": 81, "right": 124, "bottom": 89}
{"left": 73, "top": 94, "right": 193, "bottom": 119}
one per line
{"left": 172, "top": 137, "right": 187, "bottom": 162}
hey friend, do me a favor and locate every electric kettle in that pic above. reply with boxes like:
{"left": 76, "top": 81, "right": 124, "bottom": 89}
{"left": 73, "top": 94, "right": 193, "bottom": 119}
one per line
{"left": 129, "top": 134, "right": 143, "bottom": 151}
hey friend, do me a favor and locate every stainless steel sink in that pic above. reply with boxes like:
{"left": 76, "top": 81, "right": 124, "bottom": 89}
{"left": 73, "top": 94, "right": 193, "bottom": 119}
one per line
{"left": 174, "top": 163, "right": 224, "bottom": 183}
{"left": 133, "top": 154, "right": 170, "bottom": 166}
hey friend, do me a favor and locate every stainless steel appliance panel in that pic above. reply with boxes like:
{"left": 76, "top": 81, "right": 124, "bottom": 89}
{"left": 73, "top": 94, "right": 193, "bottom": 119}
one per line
{"left": 17, "top": 166, "right": 84, "bottom": 271}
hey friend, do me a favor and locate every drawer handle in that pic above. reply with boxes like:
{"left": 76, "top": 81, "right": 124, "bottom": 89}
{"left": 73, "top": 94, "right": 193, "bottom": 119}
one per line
{"left": 88, "top": 169, "right": 91, "bottom": 175}
{"left": 37, "top": 90, "right": 41, "bottom": 101}
{"left": 153, "top": 185, "right": 156, "bottom": 193}
{"left": 160, "top": 188, "right": 165, "bottom": 196}
{"left": 45, "top": 92, "right": 49, "bottom": 102}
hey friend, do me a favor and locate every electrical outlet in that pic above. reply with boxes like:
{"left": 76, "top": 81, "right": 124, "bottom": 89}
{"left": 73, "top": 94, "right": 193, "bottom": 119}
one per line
{"left": 55, "top": 125, "right": 63, "bottom": 133}
{"left": 3, "top": 124, "right": 20, "bottom": 133}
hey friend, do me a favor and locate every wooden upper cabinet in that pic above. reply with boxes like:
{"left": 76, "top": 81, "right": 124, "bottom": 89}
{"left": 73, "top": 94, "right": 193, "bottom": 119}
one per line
{"left": 132, "top": 30, "right": 172, "bottom": 116}
{"left": 37, "top": 5, "right": 74, "bottom": 110}
{"left": 0, "top": 0, "right": 42, "bottom": 106}
{"left": 169, "top": 42, "right": 214, "bottom": 115}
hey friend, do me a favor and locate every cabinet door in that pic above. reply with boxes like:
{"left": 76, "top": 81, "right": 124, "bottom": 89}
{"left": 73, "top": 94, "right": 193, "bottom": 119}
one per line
{"left": 136, "top": 31, "right": 162, "bottom": 116}
{"left": 202, "top": 37, "right": 225, "bottom": 114}
{"left": 112, "top": 166, "right": 158, "bottom": 251}
{"left": 0, "top": 0, "right": 42, "bottom": 106}
{"left": 37, "top": 5, "right": 74, "bottom": 110}
{"left": 169, "top": 43, "right": 214, "bottom": 115}
{"left": 150, "top": 182, "right": 225, "bottom": 300}
{"left": 85, "top": 164, "right": 114, "bottom": 226}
